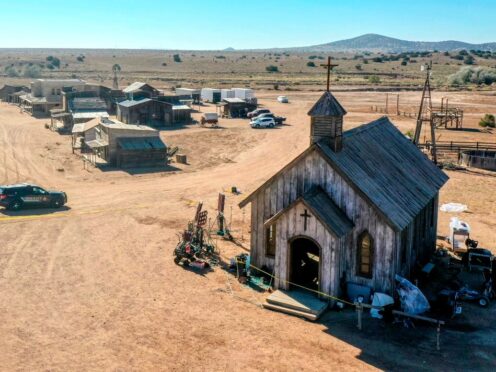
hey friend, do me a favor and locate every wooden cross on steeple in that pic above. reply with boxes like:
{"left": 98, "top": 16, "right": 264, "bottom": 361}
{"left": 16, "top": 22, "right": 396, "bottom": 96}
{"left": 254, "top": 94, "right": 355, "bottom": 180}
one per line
{"left": 320, "top": 56, "right": 339, "bottom": 92}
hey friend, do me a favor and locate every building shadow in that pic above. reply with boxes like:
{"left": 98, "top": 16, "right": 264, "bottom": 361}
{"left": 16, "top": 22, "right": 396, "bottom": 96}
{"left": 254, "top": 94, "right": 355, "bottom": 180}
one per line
{"left": 445, "top": 127, "right": 483, "bottom": 133}
{"left": 318, "top": 306, "right": 494, "bottom": 370}
{"left": 0, "top": 205, "right": 71, "bottom": 217}
{"left": 97, "top": 163, "right": 182, "bottom": 175}
{"left": 156, "top": 122, "right": 198, "bottom": 132}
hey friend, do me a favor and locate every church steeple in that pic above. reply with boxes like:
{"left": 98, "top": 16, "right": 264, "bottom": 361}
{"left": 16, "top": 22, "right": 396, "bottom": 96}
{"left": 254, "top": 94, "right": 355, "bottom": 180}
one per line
{"left": 307, "top": 90, "right": 347, "bottom": 152}
{"left": 307, "top": 56, "right": 347, "bottom": 152}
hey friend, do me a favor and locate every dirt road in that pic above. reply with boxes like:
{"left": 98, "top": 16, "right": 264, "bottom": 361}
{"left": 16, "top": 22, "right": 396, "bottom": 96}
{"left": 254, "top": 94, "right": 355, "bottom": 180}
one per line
{"left": 0, "top": 90, "right": 495, "bottom": 371}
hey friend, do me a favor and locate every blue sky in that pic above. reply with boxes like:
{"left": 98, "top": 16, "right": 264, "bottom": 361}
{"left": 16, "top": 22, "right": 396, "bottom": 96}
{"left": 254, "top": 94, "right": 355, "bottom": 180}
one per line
{"left": 0, "top": 0, "right": 494, "bottom": 49}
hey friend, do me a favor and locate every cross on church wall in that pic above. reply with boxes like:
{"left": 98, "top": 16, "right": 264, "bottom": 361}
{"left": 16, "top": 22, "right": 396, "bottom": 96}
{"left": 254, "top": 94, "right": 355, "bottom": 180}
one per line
{"left": 320, "top": 56, "right": 339, "bottom": 92}
{"left": 300, "top": 209, "right": 312, "bottom": 231}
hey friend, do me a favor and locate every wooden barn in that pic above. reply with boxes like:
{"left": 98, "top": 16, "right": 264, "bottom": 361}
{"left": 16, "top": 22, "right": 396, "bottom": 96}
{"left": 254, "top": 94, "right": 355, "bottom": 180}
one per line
{"left": 123, "top": 82, "right": 160, "bottom": 99}
{"left": 117, "top": 98, "right": 154, "bottom": 125}
{"left": 239, "top": 90, "right": 448, "bottom": 299}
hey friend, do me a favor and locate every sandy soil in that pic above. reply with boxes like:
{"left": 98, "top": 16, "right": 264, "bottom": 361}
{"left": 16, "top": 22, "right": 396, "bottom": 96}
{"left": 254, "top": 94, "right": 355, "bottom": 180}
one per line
{"left": 0, "top": 90, "right": 495, "bottom": 371}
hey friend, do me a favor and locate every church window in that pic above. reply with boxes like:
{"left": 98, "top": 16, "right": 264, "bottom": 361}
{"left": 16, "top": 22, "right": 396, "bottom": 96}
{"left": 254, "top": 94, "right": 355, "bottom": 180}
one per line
{"left": 357, "top": 231, "right": 373, "bottom": 278}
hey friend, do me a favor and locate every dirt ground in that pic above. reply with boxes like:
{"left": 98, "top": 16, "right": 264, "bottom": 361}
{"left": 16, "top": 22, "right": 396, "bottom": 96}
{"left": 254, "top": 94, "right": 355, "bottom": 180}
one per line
{"left": 0, "top": 89, "right": 495, "bottom": 371}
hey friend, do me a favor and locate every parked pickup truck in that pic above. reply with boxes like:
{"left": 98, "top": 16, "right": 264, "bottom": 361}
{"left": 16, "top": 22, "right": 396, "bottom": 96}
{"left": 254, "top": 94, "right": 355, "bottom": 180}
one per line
{"left": 254, "top": 112, "right": 286, "bottom": 125}
{"left": 247, "top": 108, "right": 271, "bottom": 119}
{"left": 0, "top": 183, "right": 67, "bottom": 211}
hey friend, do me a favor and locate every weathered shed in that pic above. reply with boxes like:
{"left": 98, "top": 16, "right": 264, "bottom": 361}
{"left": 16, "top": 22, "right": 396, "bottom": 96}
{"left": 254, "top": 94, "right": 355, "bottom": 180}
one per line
{"left": 123, "top": 82, "right": 160, "bottom": 99}
{"left": 220, "top": 98, "right": 254, "bottom": 118}
{"left": 80, "top": 118, "right": 167, "bottom": 168}
{"left": 0, "top": 84, "right": 29, "bottom": 102}
{"left": 117, "top": 98, "right": 153, "bottom": 124}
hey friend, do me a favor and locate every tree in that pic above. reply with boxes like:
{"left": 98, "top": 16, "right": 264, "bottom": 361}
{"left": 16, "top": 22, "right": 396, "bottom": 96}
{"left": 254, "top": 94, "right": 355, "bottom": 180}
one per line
{"left": 266, "top": 65, "right": 279, "bottom": 72}
{"left": 306, "top": 61, "right": 316, "bottom": 67}
{"left": 479, "top": 114, "right": 495, "bottom": 128}
{"left": 173, "top": 54, "right": 182, "bottom": 62}
{"left": 355, "top": 64, "right": 362, "bottom": 70}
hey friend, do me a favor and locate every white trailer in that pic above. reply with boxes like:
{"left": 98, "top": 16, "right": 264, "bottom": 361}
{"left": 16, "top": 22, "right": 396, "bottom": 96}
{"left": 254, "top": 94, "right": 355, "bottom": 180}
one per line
{"left": 176, "top": 88, "right": 200, "bottom": 96}
{"left": 176, "top": 88, "right": 201, "bottom": 104}
{"left": 221, "top": 89, "right": 235, "bottom": 100}
{"left": 200, "top": 88, "right": 221, "bottom": 103}
{"left": 233, "top": 88, "right": 254, "bottom": 100}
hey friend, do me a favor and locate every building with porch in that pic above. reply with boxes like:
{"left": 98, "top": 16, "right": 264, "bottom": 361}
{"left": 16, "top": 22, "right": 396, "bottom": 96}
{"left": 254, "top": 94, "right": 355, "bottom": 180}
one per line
{"left": 239, "top": 90, "right": 448, "bottom": 300}
{"left": 76, "top": 118, "right": 167, "bottom": 168}
{"left": 0, "top": 84, "right": 29, "bottom": 103}
{"left": 19, "top": 79, "right": 87, "bottom": 116}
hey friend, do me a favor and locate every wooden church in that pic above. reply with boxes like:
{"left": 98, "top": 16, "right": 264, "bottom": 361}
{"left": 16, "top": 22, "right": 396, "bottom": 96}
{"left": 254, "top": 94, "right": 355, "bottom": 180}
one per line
{"left": 239, "top": 90, "right": 448, "bottom": 298}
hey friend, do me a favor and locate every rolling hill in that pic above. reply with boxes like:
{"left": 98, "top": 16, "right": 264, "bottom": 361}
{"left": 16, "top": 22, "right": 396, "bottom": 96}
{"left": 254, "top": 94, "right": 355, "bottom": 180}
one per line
{"left": 257, "top": 34, "right": 496, "bottom": 53}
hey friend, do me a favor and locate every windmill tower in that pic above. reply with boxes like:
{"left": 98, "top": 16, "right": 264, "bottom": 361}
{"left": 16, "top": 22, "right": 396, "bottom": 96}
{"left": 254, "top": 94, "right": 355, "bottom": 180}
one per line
{"left": 112, "top": 64, "right": 121, "bottom": 90}
{"left": 413, "top": 61, "right": 437, "bottom": 164}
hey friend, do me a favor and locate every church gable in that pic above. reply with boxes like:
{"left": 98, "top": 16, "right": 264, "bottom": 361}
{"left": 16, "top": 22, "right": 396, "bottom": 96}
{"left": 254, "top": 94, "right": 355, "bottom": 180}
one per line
{"left": 265, "top": 186, "right": 354, "bottom": 239}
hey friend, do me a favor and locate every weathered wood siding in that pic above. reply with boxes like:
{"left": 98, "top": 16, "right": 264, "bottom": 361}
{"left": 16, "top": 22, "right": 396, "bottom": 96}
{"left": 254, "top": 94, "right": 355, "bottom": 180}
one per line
{"left": 273, "top": 201, "right": 345, "bottom": 296}
{"left": 396, "top": 194, "right": 439, "bottom": 277}
{"left": 250, "top": 148, "right": 400, "bottom": 295}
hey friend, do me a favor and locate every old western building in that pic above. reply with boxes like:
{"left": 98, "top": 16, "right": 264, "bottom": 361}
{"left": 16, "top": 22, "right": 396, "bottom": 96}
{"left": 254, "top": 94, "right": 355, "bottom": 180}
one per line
{"left": 239, "top": 90, "right": 448, "bottom": 298}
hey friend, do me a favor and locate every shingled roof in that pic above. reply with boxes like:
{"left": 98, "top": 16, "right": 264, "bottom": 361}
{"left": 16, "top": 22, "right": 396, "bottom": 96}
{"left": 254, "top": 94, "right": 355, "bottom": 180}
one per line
{"left": 70, "top": 97, "right": 107, "bottom": 112}
{"left": 307, "top": 91, "right": 347, "bottom": 117}
{"left": 317, "top": 117, "right": 448, "bottom": 230}
{"left": 240, "top": 116, "right": 448, "bottom": 231}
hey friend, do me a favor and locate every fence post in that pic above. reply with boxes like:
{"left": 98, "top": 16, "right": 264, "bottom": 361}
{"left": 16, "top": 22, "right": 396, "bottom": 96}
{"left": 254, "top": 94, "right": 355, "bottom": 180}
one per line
{"left": 356, "top": 303, "right": 363, "bottom": 331}
{"left": 436, "top": 322, "right": 441, "bottom": 351}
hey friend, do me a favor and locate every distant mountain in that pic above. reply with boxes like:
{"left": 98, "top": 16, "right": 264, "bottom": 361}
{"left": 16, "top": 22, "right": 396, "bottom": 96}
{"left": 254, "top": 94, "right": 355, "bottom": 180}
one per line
{"left": 286, "top": 34, "right": 496, "bottom": 53}
{"left": 223, "top": 47, "right": 235, "bottom": 51}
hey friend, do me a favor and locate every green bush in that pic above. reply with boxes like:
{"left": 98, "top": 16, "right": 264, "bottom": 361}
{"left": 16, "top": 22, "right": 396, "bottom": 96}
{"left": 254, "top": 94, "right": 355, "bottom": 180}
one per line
{"left": 368, "top": 75, "right": 381, "bottom": 84}
{"left": 266, "top": 65, "right": 279, "bottom": 72}
{"left": 46, "top": 56, "right": 60, "bottom": 68}
{"left": 464, "top": 55, "right": 475, "bottom": 65}
{"left": 173, "top": 54, "right": 182, "bottom": 62}
{"left": 5, "top": 65, "right": 19, "bottom": 77}
{"left": 307, "top": 61, "right": 316, "bottom": 67}
{"left": 23, "top": 65, "right": 41, "bottom": 78}
{"left": 448, "top": 66, "right": 496, "bottom": 85}
{"left": 479, "top": 114, "right": 495, "bottom": 128}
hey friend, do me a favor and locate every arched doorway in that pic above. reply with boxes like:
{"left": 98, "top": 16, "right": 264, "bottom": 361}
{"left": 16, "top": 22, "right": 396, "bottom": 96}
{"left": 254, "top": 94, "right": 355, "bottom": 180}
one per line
{"left": 290, "top": 237, "right": 321, "bottom": 292}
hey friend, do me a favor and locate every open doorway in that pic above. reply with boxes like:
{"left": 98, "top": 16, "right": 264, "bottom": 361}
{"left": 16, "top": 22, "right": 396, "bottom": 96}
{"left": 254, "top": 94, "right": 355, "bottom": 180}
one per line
{"left": 290, "top": 237, "right": 321, "bottom": 292}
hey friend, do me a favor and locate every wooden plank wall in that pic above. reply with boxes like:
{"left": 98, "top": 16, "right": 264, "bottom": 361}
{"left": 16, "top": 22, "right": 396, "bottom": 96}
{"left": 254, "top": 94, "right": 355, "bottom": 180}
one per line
{"left": 249, "top": 149, "right": 401, "bottom": 295}
{"left": 273, "top": 201, "right": 342, "bottom": 296}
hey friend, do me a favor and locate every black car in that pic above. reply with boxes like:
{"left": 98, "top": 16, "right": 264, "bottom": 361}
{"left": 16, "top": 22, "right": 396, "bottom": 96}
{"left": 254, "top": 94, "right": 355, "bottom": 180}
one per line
{"left": 0, "top": 183, "right": 67, "bottom": 211}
